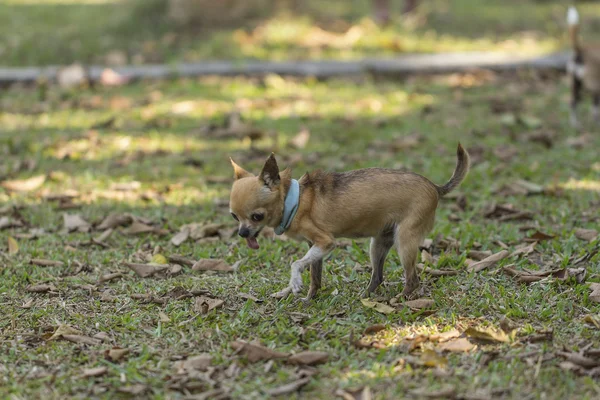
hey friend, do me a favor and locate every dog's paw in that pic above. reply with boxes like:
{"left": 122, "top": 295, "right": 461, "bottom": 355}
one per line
{"left": 290, "top": 276, "right": 303, "bottom": 294}
{"left": 271, "top": 286, "right": 292, "bottom": 299}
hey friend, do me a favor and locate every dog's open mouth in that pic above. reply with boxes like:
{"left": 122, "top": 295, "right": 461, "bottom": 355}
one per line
{"left": 246, "top": 235, "right": 259, "bottom": 250}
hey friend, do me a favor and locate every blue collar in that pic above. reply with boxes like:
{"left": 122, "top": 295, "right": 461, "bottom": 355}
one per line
{"left": 275, "top": 179, "right": 299, "bottom": 235}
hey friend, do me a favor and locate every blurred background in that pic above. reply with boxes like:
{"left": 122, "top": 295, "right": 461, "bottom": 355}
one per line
{"left": 3, "top": 0, "right": 600, "bottom": 67}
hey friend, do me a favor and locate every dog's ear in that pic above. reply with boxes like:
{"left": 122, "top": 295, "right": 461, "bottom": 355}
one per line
{"left": 259, "top": 153, "right": 280, "bottom": 188}
{"left": 230, "top": 158, "right": 253, "bottom": 180}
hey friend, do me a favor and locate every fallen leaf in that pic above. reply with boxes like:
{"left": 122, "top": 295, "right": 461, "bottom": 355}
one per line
{"left": 421, "top": 249, "right": 434, "bottom": 264}
{"left": 158, "top": 312, "right": 171, "bottom": 323}
{"left": 0, "top": 216, "right": 23, "bottom": 230}
{"left": 63, "top": 213, "right": 91, "bottom": 233}
{"left": 7, "top": 236, "right": 18, "bottom": 255}
{"left": 484, "top": 203, "right": 533, "bottom": 221}
{"left": 437, "top": 338, "right": 475, "bottom": 353}
{"left": 405, "top": 298, "right": 434, "bottom": 310}
{"left": 48, "top": 324, "right": 82, "bottom": 340}
{"left": 168, "top": 254, "right": 194, "bottom": 266}
{"left": 27, "top": 284, "right": 57, "bottom": 293}
{"left": 416, "top": 264, "right": 458, "bottom": 276}
{"left": 465, "top": 326, "right": 510, "bottom": 343}
{"left": 266, "top": 377, "right": 311, "bottom": 396}
{"left": 467, "top": 250, "right": 509, "bottom": 272}
{"left": 124, "top": 262, "right": 169, "bottom": 278}
{"left": 231, "top": 340, "right": 289, "bottom": 363}
{"left": 1, "top": 174, "right": 46, "bottom": 192}
{"left": 192, "top": 259, "right": 233, "bottom": 272}
{"left": 526, "top": 230, "right": 555, "bottom": 242}
{"left": 360, "top": 299, "right": 395, "bottom": 314}
{"left": 97, "top": 213, "right": 132, "bottom": 230}
{"left": 122, "top": 220, "right": 156, "bottom": 235}
{"left": 584, "top": 315, "right": 600, "bottom": 329}
{"left": 239, "top": 292, "right": 261, "bottom": 302}
{"left": 410, "top": 384, "right": 456, "bottom": 399}
{"left": 30, "top": 259, "right": 64, "bottom": 267}
{"left": 575, "top": 228, "right": 598, "bottom": 242}
{"left": 171, "top": 228, "right": 190, "bottom": 246}
{"left": 364, "top": 324, "right": 386, "bottom": 335}
{"left": 589, "top": 283, "right": 600, "bottom": 303}
{"left": 511, "top": 242, "right": 536, "bottom": 257}
{"left": 287, "top": 351, "right": 329, "bottom": 366}
{"left": 98, "top": 272, "right": 122, "bottom": 283}
{"left": 467, "top": 250, "right": 492, "bottom": 261}
{"left": 21, "top": 298, "right": 34, "bottom": 309}
{"left": 118, "top": 384, "right": 147, "bottom": 395}
{"left": 81, "top": 366, "right": 108, "bottom": 378}
{"left": 557, "top": 351, "right": 600, "bottom": 368}
{"left": 289, "top": 127, "right": 310, "bottom": 149}
{"left": 335, "top": 387, "right": 372, "bottom": 400}
{"left": 105, "top": 347, "right": 129, "bottom": 362}
{"left": 176, "top": 354, "right": 213, "bottom": 373}
{"left": 62, "top": 335, "right": 102, "bottom": 345}
{"left": 194, "top": 296, "right": 224, "bottom": 314}
{"left": 151, "top": 253, "right": 168, "bottom": 264}
{"left": 420, "top": 349, "right": 448, "bottom": 368}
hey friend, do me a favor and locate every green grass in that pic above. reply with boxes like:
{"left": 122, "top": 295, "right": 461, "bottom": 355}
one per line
{"left": 1, "top": 69, "right": 600, "bottom": 399}
{"left": 4, "top": 0, "right": 600, "bottom": 67}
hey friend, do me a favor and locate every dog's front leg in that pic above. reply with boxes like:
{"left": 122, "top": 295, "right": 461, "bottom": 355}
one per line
{"left": 272, "top": 242, "right": 332, "bottom": 299}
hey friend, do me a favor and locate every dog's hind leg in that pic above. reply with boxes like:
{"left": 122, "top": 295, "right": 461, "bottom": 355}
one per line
{"left": 571, "top": 73, "right": 583, "bottom": 128}
{"left": 397, "top": 216, "right": 434, "bottom": 298}
{"left": 365, "top": 225, "right": 395, "bottom": 295}
{"left": 305, "top": 259, "right": 323, "bottom": 300}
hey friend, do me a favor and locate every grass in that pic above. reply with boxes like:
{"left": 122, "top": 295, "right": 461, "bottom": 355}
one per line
{"left": 4, "top": 0, "right": 600, "bottom": 67}
{"left": 1, "top": 68, "right": 600, "bottom": 399}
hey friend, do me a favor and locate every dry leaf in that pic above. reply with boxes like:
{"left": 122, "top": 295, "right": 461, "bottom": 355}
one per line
{"left": 575, "top": 228, "right": 598, "bottom": 242}
{"left": 437, "top": 338, "right": 475, "bottom": 353}
{"left": 467, "top": 250, "right": 509, "bottom": 272}
{"left": 62, "top": 335, "right": 102, "bottom": 345}
{"left": 171, "top": 228, "right": 190, "bottom": 246}
{"left": 410, "top": 384, "right": 456, "bottom": 399}
{"left": 430, "top": 329, "right": 461, "bottom": 342}
{"left": 63, "top": 213, "right": 91, "bottom": 233}
{"left": 48, "top": 325, "right": 82, "bottom": 340}
{"left": 360, "top": 299, "right": 395, "bottom": 314}
{"left": 584, "top": 315, "right": 600, "bottom": 329}
{"left": 124, "top": 262, "right": 169, "bottom": 278}
{"left": 364, "top": 324, "right": 386, "bottom": 335}
{"left": 465, "top": 326, "right": 510, "bottom": 343}
{"left": 589, "top": 283, "right": 600, "bottom": 303}
{"left": 557, "top": 351, "right": 600, "bottom": 368}
{"left": 1, "top": 174, "right": 46, "bottom": 192}
{"left": 231, "top": 340, "right": 289, "bottom": 363}
{"left": 526, "top": 230, "right": 555, "bottom": 242}
{"left": 405, "top": 298, "right": 435, "bottom": 310}
{"left": 192, "top": 259, "right": 233, "bottom": 272}
{"left": 511, "top": 242, "right": 536, "bottom": 257}
{"left": 467, "top": 250, "right": 492, "bottom": 261}
{"left": 289, "top": 127, "right": 310, "bottom": 149}
{"left": 27, "top": 284, "right": 57, "bottom": 293}
{"left": 122, "top": 220, "right": 156, "bottom": 235}
{"left": 158, "top": 312, "right": 171, "bottom": 323}
{"left": 267, "top": 377, "right": 311, "bottom": 396}
{"left": 30, "top": 259, "right": 64, "bottom": 267}
{"left": 287, "top": 351, "right": 329, "bottom": 366}
{"left": 7, "top": 237, "right": 18, "bottom": 255}
{"left": 416, "top": 264, "right": 458, "bottom": 276}
{"left": 81, "top": 366, "right": 108, "bottom": 378}
{"left": 98, "top": 272, "right": 122, "bottom": 283}
{"left": 151, "top": 253, "right": 168, "bottom": 264}
{"left": 420, "top": 349, "right": 448, "bottom": 368}
{"left": 0, "top": 216, "right": 23, "bottom": 230}
{"left": 118, "top": 384, "right": 147, "bottom": 395}
{"left": 105, "top": 347, "right": 129, "bottom": 362}
{"left": 194, "top": 296, "right": 224, "bottom": 314}
{"left": 21, "top": 298, "right": 34, "bottom": 309}
{"left": 168, "top": 254, "right": 194, "bottom": 266}
{"left": 176, "top": 354, "right": 213, "bottom": 373}
{"left": 97, "top": 213, "right": 132, "bottom": 230}
{"left": 239, "top": 292, "right": 261, "bottom": 302}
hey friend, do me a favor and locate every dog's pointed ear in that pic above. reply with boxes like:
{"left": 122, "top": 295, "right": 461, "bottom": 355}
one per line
{"left": 259, "top": 153, "right": 280, "bottom": 188}
{"left": 230, "top": 158, "right": 253, "bottom": 180}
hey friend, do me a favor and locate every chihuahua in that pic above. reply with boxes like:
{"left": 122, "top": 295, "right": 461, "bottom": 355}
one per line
{"left": 229, "top": 143, "right": 470, "bottom": 300}
{"left": 567, "top": 6, "right": 600, "bottom": 127}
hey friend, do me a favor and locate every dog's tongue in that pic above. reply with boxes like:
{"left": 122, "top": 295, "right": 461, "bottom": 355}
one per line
{"left": 246, "top": 237, "right": 259, "bottom": 250}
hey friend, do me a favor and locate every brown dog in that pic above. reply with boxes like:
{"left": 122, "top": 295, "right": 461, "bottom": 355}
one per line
{"left": 229, "top": 144, "right": 470, "bottom": 300}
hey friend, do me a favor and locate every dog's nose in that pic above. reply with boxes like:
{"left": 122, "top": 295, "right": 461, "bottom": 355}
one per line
{"left": 238, "top": 227, "right": 250, "bottom": 238}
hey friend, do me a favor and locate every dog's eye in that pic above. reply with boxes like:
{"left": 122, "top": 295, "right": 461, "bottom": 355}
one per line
{"left": 251, "top": 213, "right": 264, "bottom": 222}
{"left": 231, "top": 213, "right": 239, "bottom": 221}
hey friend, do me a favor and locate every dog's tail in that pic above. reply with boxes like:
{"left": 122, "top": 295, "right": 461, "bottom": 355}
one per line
{"left": 567, "top": 6, "right": 581, "bottom": 50}
{"left": 436, "top": 143, "right": 470, "bottom": 197}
